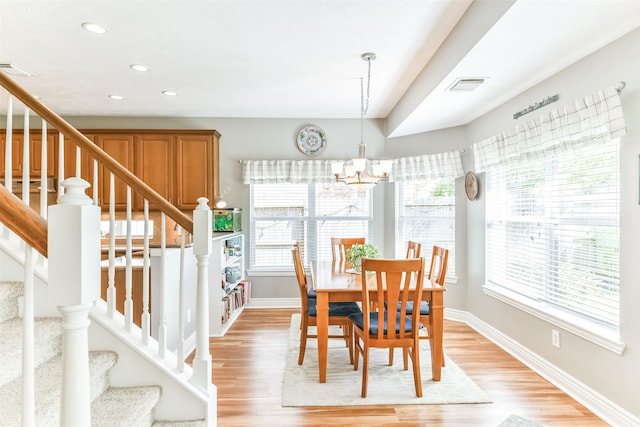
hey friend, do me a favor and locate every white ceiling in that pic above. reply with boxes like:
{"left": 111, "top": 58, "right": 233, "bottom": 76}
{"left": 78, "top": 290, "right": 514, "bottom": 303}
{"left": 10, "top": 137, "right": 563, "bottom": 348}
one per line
{"left": 1, "top": 0, "right": 639, "bottom": 138}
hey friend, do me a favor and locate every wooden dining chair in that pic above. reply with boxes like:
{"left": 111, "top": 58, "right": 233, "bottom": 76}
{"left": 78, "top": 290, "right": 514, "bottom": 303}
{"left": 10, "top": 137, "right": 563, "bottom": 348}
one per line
{"left": 405, "top": 240, "right": 422, "bottom": 259}
{"left": 349, "top": 257, "right": 426, "bottom": 398}
{"left": 331, "top": 237, "right": 365, "bottom": 262}
{"left": 390, "top": 245, "right": 449, "bottom": 367}
{"left": 291, "top": 243, "right": 361, "bottom": 365}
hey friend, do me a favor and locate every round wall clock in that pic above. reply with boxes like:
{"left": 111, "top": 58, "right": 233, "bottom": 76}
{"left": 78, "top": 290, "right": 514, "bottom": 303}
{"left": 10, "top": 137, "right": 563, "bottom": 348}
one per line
{"left": 296, "top": 125, "right": 326, "bottom": 156}
{"left": 465, "top": 171, "right": 479, "bottom": 201}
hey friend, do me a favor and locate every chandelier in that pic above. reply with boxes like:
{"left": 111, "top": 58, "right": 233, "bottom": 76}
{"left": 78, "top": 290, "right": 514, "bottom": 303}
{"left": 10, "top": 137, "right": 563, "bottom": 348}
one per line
{"left": 331, "top": 52, "right": 393, "bottom": 191}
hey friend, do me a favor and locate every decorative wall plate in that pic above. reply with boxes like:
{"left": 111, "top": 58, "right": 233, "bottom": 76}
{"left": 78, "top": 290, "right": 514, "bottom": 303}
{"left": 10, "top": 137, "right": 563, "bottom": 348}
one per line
{"left": 296, "top": 125, "right": 326, "bottom": 156}
{"left": 465, "top": 171, "right": 479, "bottom": 201}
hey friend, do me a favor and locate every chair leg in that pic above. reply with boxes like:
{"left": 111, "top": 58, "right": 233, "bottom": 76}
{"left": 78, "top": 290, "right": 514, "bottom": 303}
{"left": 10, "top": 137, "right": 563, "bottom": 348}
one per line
{"left": 298, "top": 320, "right": 308, "bottom": 365}
{"left": 388, "top": 348, "right": 394, "bottom": 365}
{"left": 410, "top": 345, "right": 422, "bottom": 398}
{"left": 361, "top": 346, "right": 369, "bottom": 398}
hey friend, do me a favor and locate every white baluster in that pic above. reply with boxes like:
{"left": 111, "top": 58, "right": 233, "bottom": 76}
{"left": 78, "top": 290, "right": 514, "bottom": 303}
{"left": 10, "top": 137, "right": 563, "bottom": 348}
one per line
{"left": 177, "top": 225, "right": 186, "bottom": 372}
{"left": 191, "top": 197, "right": 212, "bottom": 391}
{"left": 107, "top": 173, "right": 116, "bottom": 318}
{"left": 4, "top": 96, "right": 12, "bottom": 190}
{"left": 75, "top": 146, "right": 80, "bottom": 177}
{"left": 48, "top": 177, "right": 100, "bottom": 427}
{"left": 158, "top": 212, "right": 167, "bottom": 357}
{"left": 125, "top": 186, "right": 133, "bottom": 331}
{"left": 3, "top": 96, "right": 13, "bottom": 239}
{"left": 141, "top": 200, "right": 151, "bottom": 344}
{"left": 22, "top": 246, "right": 35, "bottom": 427}
{"left": 58, "top": 133, "right": 65, "bottom": 196}
{"left": 39, "top": 122, "right": 47, "bottom": 218}
{"left": 21, "top": 110, "right": 29, "bottom": 205}
{"left": 92, "top": 159, "right": 98, "bottom": 205}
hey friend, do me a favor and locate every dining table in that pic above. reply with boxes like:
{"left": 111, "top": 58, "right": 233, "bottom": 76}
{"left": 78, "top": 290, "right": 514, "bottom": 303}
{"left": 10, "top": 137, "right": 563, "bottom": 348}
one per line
{"left": 309, "top": 260, "right": 446, "bottom": 384}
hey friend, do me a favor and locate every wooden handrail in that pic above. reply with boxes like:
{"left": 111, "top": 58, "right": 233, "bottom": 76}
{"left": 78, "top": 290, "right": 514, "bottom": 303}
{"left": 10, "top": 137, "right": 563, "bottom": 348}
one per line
{"left": 0, "top": 73, "right": 194, "bottom": 234}
{"left": 0, "top": 184, "right": 48, "bottom": 257}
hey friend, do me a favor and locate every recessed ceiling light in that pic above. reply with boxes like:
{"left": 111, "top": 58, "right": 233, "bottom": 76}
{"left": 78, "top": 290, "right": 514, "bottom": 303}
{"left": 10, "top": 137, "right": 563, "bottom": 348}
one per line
{"left": 130, "top": 64, "right": 149, "bottom": 72}
{"left": 162, "top": 91, "right": 177, "bottom": 96}
{"left": 0, "top": 63, "right": 33, "bottom": 77}
{"left": 108, "top": 94, "right": 124, "bottom": 100}
{"left": 448, "top": 78, "right": 486, "bottom": 92}
{"left": 82, "top": 22, "right": 106, "bottom": 34}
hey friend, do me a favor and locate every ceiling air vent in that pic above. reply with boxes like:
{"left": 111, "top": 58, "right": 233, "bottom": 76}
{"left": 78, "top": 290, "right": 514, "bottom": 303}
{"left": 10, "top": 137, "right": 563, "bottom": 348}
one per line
{"left": 448, "top": 78, "right": 485, "bottom": 92}
{"left": 0, "top": 63, "right": 33, "bottom": 77}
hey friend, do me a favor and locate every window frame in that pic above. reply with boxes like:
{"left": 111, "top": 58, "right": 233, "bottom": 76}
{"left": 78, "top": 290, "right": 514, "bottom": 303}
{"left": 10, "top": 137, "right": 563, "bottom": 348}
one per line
{"left": 248, "top": 183, "right": 373, "bottom": 273}
{"left": 481, "top": 139, "right": 624, "bottom": 354}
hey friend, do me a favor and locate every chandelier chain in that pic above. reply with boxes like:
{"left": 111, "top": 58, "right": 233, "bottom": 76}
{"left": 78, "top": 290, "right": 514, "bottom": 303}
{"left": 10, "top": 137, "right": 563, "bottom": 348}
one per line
{"left": 360, "top": 56, "right": 372, "bottom": 144}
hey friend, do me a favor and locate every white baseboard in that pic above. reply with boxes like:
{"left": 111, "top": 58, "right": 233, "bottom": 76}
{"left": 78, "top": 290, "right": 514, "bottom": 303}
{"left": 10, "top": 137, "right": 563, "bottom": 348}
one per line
{"left": 455, "top": 311, "right": 639, "bottom": 427}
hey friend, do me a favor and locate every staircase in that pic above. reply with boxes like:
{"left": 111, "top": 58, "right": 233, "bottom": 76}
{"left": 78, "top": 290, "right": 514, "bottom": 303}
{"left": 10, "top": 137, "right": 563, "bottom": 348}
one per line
{"left": 0, "top": 281, "right": 207, "bottom": 426}
{"left": 0, "top": 72, "right": 216, "bottom": 425}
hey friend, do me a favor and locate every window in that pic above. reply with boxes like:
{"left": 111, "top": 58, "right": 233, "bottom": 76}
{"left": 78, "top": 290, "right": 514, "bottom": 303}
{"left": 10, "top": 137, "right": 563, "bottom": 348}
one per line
{"left": 484, "top": 139, "right": 620, "bottom": 329}
{"left": 250, "top": 183, "right": 372, "bottom": 270}
{"left": 395, "top": 179, "right": 456, "bottom": 277}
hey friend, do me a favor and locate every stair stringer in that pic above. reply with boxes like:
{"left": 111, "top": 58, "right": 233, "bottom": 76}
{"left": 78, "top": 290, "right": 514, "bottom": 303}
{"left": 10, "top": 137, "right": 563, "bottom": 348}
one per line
{"left": 89, "top": 300, "right": 216, "bottom": 424}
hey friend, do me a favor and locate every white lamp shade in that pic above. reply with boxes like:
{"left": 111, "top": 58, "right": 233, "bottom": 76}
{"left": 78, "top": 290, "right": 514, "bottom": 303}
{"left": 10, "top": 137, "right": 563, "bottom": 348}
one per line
{"left": 352, "top": 157, "right": 366, "bottom": 172}
{"left": 379, "top": 159, "right": 393, "bottom": 175}
{"left": 331, "top": 161, "right": 344, "bottom": 175}
{"left": 344, "top": 164, "right": 356, "bottom": 177}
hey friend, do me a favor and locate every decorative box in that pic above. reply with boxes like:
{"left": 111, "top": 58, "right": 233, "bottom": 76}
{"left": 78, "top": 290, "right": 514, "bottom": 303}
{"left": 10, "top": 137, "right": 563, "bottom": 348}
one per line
{"left": 213, "top": 208, "right": 242, "bottom": 232}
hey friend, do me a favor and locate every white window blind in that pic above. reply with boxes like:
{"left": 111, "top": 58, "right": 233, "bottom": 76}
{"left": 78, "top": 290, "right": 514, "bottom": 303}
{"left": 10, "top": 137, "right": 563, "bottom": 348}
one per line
{"left": 474, "top": 85, "right": 626, "bottom": 332}
{"left": 250, "top": 183, "right": 372, "bottom": 269}
{"left": 395, "top": 179, "right": 456, "bottom": 277}
{"left": 485, "top": 140, "right": 619, "bottom": 327}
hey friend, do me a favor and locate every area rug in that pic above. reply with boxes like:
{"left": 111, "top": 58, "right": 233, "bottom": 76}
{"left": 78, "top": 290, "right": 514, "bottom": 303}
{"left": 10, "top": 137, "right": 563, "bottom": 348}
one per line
{"left": 282, "top": 314, "right": 492, "bottom": 406}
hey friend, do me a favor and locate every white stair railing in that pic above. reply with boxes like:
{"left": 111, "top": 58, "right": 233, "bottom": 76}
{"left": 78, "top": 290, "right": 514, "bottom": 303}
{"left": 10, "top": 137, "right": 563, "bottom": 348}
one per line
{"left": 1, "top": 73, "right": 216, "bottom": 422}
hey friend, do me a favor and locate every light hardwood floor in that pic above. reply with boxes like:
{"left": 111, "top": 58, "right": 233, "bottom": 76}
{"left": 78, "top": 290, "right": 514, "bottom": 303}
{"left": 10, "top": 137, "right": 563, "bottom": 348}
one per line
{"left": 198, "top": 308, "right": 607, "bottom": 427}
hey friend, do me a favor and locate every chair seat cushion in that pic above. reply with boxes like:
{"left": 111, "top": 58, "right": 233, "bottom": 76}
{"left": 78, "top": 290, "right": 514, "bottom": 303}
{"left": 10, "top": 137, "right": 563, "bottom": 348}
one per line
{"left": 397, "top": 301, "right": 430, "bottom": 315}
{"left": 348, "top": 312, "right": 423, "bottom": 335}
{"left": 307, "top": 289, "right": 317, "bottom": 299}
{"left": 308, "top": 299, "right": 361, "bottom": 317}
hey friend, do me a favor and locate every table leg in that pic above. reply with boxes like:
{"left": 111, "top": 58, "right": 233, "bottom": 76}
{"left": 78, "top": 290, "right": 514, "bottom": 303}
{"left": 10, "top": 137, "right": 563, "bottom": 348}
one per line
{"left": 429, "top": 291, "right": 444, "bottom": 381}
{"left": 316, "top": 293, "right": 329, "bottom": 383}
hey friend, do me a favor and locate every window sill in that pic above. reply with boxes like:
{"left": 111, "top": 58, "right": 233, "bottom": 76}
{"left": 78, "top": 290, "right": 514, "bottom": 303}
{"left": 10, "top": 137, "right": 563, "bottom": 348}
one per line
{"left": 483, "top": 285, "right": 625, "bottom": 355}
{"left": 247, "top": 268, "right": 294, "bottom": 277}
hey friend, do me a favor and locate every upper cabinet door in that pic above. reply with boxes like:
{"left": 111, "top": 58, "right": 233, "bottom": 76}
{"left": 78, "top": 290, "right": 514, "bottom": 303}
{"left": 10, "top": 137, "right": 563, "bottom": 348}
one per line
{"left": 0, "top": 133, "right": 23, "bottom": 178}
{"left": 134, "top": 134, "right": 174, "bottom": 209}
{"left": 175, "top": 134, "right": 215, "bottom": 210}
{"left": 30, "top": 133, "right": 57, "bottom": 178}
{"left": 96, "top": 134, "right": 135, "bottom": 209}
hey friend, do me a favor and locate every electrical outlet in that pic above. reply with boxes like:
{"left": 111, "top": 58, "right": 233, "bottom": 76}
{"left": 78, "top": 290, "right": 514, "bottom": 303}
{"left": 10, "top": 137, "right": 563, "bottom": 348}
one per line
{"left": 552, "top": 329, "right": 560, "bottom": 348}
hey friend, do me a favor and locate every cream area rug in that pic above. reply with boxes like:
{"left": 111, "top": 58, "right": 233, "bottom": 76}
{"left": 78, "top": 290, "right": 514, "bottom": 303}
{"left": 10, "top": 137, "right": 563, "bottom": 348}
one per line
{"left": 282, "top": 314, "right": 492, "bottom": 406}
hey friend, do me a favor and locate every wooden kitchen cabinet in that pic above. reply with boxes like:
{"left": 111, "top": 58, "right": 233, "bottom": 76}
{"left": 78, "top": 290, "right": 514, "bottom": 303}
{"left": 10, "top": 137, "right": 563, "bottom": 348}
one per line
{"left": 0, "top": 131, "right": 57, "bottom": 179}
{"left": 61, "top": 134, "right": 95, "bottom": 189}
{"left": 134, "top": 134, "right": 174, "bottom": 210}
{"left": 96, "top": 134, "right": 135, "bottom": 209}
{"left": 175, "top": 133, "right": 220, "bottom": 210}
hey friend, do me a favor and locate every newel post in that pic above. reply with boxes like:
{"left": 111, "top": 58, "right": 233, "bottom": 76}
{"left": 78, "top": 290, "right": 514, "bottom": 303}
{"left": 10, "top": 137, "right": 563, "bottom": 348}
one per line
{"left": 192, "top": 197, "right": 213, "bottom": 391}
{"left": 48, "top": 178, "right": 100, "bottom": 427}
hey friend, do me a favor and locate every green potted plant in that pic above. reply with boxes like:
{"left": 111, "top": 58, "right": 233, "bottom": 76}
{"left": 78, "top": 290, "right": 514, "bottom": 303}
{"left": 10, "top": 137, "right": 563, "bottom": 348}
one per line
{"left": 346, "top": 243, "right": 380, "bottom": 272}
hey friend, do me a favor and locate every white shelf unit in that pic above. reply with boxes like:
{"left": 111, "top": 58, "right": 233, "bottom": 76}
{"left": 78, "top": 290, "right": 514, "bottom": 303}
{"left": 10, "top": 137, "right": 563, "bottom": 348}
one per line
{"left": 209, "top": 232, "right": 250, "bottom": 337}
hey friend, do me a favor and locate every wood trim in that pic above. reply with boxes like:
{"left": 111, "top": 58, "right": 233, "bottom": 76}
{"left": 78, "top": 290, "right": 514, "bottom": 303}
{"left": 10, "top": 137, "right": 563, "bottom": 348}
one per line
{"left": 0, "top": 184, "right": 48, "bottom": 257}
{"left": 0, "top": 73, "right": 194, "bottom": 234}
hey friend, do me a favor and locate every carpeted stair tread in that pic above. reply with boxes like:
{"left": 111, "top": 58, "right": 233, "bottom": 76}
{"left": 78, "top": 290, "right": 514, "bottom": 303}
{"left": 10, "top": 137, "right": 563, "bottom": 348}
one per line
{"left": 0, "top": 316, "right": 63, "bottom": 387}
{"left": 0, "top": 282, "right": 23, "bottom": 323}
{"left": 0, "top": 351, "right": 118, "bottom": 426}
{"left": 91, "top": 386, "right": 161, "bottom": 427}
